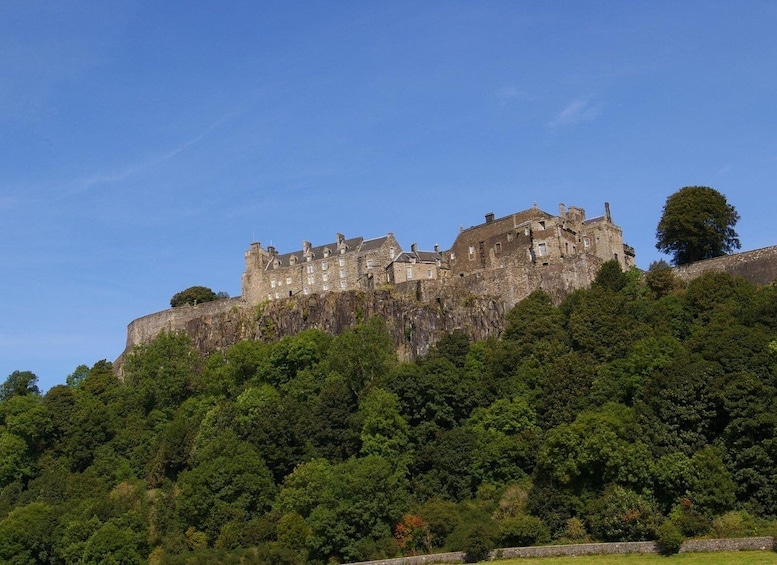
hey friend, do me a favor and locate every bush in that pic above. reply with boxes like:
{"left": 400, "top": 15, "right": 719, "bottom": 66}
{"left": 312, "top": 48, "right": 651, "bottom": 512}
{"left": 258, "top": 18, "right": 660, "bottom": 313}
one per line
{"left": 460, "top": 523, "right": 495, "bottom": 563}
{"left": 656, "top": 520, "right": 683, "bottom": 555}
{"left": 170, "top": 286, "right": 222, "bottom": 307}
{"left": 711, "top": 510, "right": 760, "bottom": 538}
{"left": 497, "top": 515, "right": 550, "bottom": 547}
{"left": 586, "top": 486, "right": 660, "bottom": 542}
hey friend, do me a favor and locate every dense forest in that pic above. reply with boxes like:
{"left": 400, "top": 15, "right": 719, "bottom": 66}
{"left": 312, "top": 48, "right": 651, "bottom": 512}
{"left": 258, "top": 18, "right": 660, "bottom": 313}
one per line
{"left": 2, "top": 262, "right": 777, "bottom": 564}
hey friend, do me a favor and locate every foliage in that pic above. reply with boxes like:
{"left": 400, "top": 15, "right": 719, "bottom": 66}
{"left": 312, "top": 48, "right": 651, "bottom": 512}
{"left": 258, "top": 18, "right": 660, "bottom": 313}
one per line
{"left": 1, "top": 370, "right": 40, "bottom": 401}
{"left": 497, "top": 514, "right": 550, "bottom": 547}
{"left": 458, "top": 522, "right": 496, "bottom": 562}
{"left": 656, "top": 186, "right": 740, "bottom": 265}
{"left": 170, "top": 286, "right": 221, "bottom": 307}
{"left": 656, "top": 519, "right": 683, "bottom": 555}
{"left": 3, "top": 271, "right": 777, "bottom": 562}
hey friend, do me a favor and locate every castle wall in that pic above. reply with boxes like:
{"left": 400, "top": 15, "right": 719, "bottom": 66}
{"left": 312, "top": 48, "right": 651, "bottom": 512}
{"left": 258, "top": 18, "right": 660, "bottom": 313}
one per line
{"left": 672, "top": 245, "right": 777, "bottom": 285}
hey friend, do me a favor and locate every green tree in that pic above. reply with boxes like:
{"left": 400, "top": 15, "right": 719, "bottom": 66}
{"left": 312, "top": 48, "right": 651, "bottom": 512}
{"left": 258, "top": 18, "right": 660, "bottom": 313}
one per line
{"left": 656, "top": 186, "right": 740, "bottom": 265}
{"left": 592, "top": 259, "right": 629, "bottom": 293}
{"left": 0, "top": 502, "right": 58, "bottom": 565}
{"left": 359, "top": 388, "right": 410, "bottom": 467}
{"left": 123, "top": 331, "right": 201, "bottom": 414}
{"left": 170, "top": 285, "right": 220, "bottom": 307}
{"left": 177, "top": 431, "right": 276, "bottom": 541}
{"left": 326, "top": 318, "right": 395, "bottom": 396}
{"left": 0, "top": 370, "right": 40, "bottom": 401}
{"left": 586, "top": 485, "right": 660, "bottom": 542}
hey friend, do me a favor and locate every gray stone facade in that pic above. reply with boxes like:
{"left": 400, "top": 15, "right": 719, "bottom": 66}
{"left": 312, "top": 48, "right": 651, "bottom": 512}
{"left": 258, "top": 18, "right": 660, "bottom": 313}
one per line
{"left": 241, "top": 233, "right": 402, "bottom": 304}
{"left": 241, "top": 202, "right": 635, "bottom": 308}
{"left": 446, "top": 202, "right": 635, "bottom": 279}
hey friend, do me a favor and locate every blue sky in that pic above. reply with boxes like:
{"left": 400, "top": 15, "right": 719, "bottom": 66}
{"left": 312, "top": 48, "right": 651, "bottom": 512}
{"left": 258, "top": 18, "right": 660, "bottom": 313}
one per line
{"left": 2, "top": 1, "right": 776, "bottom": 391}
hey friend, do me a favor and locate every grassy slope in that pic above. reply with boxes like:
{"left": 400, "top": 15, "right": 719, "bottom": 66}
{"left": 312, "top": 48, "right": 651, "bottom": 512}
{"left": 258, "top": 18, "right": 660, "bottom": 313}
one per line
{"left": 495, "top": 551, "right": 777, "bottom": 565}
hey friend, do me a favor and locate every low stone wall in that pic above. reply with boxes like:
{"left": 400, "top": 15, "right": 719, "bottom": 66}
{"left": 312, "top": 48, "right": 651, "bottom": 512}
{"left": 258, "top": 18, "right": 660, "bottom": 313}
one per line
{"left": 679, "top": 536, "right": 775, "bottom": 553}
{"left": 672, "top": 245, "right": 777, "bottom": 285}
{"left": 346, "top": 537, "right": 776, "bottom": 565}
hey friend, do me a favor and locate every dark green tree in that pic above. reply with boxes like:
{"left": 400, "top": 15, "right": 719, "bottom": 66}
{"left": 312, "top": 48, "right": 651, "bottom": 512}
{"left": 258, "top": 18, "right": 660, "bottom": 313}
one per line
{"left": 656, "top": 186, "right": 740, "bottom": 265}
{"left": 0, "top": 370, "right": 40, "bottom": 401}
{"left": 170, "top": 286, "right": 220, "bottom": 307}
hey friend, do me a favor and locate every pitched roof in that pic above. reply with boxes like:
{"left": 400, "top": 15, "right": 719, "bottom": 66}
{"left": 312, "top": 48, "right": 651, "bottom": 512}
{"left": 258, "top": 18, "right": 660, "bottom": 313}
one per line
{"left": 266, "top": 236, "right": 364, "bottom": 269}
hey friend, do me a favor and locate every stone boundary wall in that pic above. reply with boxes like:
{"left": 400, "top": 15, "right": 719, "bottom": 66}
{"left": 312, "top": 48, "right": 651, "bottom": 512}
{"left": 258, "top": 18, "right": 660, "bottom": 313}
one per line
{"left": 672, "top": 245, "right": 777, "bottom": 286}
{"left": 347, "top": 537, "right": 776, "bottom": 565}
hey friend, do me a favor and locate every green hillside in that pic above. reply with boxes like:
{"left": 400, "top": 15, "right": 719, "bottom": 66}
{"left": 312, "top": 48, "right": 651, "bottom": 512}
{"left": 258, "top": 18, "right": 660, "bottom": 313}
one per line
{"left": 2, "top": 263, "right": 777, "bottom": 564}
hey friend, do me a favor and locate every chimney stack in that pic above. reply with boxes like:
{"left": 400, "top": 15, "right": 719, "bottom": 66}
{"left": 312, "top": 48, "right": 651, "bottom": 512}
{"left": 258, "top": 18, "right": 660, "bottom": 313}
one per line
{"left": 485, "top": 212, "right": 495, "bottom": 224}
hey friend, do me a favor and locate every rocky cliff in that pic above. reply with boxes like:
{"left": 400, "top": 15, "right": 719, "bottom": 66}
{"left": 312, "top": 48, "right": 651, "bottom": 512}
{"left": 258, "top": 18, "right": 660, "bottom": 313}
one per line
{"left": 120, "top": 281, "right": 508, "bottom": 365}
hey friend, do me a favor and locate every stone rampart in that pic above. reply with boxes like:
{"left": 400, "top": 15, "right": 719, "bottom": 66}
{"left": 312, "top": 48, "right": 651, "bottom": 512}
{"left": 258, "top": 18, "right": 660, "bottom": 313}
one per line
{"left": 346, "top": 537, "right": 776, "bottom": 565}
{"left": 673, "top": 245, "right": 777, "bottom": 285}
{"left": 120, "top": 285, "right": 507, "bottom": 364}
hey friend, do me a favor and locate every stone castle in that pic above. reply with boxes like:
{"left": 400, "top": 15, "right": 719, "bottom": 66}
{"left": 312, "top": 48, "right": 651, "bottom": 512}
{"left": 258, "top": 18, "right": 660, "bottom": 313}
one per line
{"left": 241, "top": 201, "right": 635, "bottom": 306}
{"left": 120, "top": 200, "right": 777, "bottom": 364}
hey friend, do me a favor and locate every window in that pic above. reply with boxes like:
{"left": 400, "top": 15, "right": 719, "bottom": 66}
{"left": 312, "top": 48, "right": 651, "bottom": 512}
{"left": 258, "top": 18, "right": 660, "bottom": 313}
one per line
{"left": 321, "top": 261, "right": 328, "bottom": 270}
{"left": 507, "top": 232, "right": 513, "bottom": 242}
{"left": 339, "top": 257, "right": 345, "bottom": 267}
{"left": 366, "top": 258, "right": 374, "bottom": 268}
{"left": 306, "top": 265, "right": 314, "bottom": 274}
{"left": 322, "top": 283, "right": 329, "bottom": 291}
{"left": 307, "top": 275, "right": 314, "bottom": 285}
{"left": 537, "top": 243, "right": 547, "bottom": 257}
{"left": 407, "top": 266, "right": 413, "bottom": 279}
{"left": 275, "top": 292, "right": 279, "bottom": 299}
{"left": 495, "top": 242, "right": 502, "bottom": 253}
{"left": 267, "top": 294, "right": 272, "bottom": 300}
{"left": 340, "top": 269, "right": 346, "bottom": 278}
{"left": 340, "top": 279, "right": 346, "bottom": 289}
{"left": 583, "top": 237, "right": 590, "bottom": 248}
{"left": 270, "top": 280, "right": 276, "bottom": 288}
{"left": 389, "top": 247, "right": 396, "bottom": 259}
{"left": 286, "top": 277, "right": 292, "bottom": 285}
{"left": 322, "top": 273, "right": 328, "bottom": 282}
{"left": 468, "top": 246, "right": 475, "bottom": 259}
{"left": 303, "top": 287, "right": 309, "bottom": 295}
{"left": 427, "top": 268, "right": 433, "bottom": 278}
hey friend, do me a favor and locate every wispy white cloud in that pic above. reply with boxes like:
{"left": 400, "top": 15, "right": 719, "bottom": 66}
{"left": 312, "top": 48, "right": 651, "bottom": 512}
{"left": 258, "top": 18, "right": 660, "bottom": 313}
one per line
{"left": 549, "top": 99, "right": 601, "bottom": 129}
{"left": 63, "top": 113, "right": 236, "bottom": 197}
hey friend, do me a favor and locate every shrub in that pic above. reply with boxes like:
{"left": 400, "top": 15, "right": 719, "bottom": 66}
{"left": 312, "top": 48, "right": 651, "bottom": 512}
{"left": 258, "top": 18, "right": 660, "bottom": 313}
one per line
{"left": 460, "top": 523, "right": 495, "bottom": 563}
{"left": 656, "top": 520, "right": 683, "bottom": 555}
{"left": 170, "top": 286, "right": 220, "bottom": 307}
{"left": 497, "top": 515, "right": 550, "bottom": 547}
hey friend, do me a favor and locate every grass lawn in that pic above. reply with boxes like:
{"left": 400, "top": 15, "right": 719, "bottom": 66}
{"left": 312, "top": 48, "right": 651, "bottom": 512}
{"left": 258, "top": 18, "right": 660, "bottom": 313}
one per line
{"left": 494, "top": 551, "right": 777, "bottom": 565}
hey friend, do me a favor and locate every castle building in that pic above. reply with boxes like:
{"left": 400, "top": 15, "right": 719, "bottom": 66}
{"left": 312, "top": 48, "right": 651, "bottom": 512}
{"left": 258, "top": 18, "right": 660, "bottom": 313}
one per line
{"left": 387, "top": 243, "right": 447, "bottom": 285}
{"left": 241, "top": 202, "right": 634, "bottom": 306}
{"left": 241, "top": 233, "right": 402, "bottom": 304}
{"left": 446, "top": 202, "right": 635, "bottom": 277}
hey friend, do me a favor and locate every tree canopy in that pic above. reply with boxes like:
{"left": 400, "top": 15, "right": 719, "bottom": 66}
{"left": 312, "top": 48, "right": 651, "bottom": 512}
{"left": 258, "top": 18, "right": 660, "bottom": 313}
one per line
{"left": 170, "top": 286, "right": 226, "bottom": 307}
{"left": 655, "top": 186, "right": 741, "bottom": 265}
{"left": 3, "top": 262, "right": 777, "bottom": 563}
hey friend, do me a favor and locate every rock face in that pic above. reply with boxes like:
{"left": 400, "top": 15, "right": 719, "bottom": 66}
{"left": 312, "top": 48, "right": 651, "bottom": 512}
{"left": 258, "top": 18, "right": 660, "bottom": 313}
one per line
{"left": 121, "top": 282, "right": 508, "bottom": 364}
